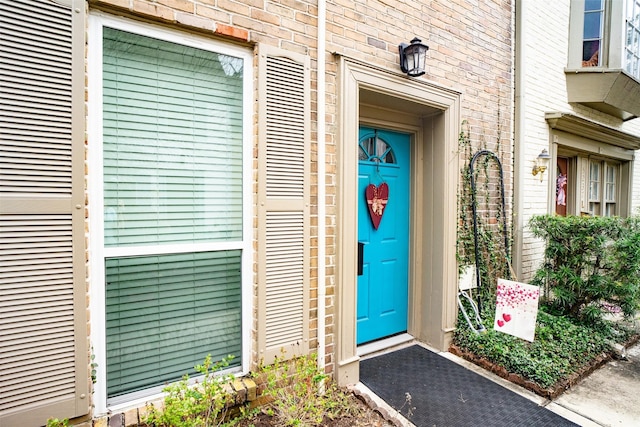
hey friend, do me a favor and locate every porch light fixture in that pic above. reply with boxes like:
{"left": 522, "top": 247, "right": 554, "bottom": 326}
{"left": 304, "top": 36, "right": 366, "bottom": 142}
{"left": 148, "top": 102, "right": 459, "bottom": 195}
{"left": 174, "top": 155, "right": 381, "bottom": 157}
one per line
{"left": 532, "top": 149, "right": 551, "bottom": 181}
{"left": 399, "top": 37, "right": 429, "bottom": 77}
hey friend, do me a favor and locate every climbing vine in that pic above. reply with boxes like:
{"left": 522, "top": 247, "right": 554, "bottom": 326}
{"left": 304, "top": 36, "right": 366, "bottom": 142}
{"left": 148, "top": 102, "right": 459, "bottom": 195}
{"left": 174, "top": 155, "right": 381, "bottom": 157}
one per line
{"left": 457, "top": 120, "right": 512, "bottom": 314}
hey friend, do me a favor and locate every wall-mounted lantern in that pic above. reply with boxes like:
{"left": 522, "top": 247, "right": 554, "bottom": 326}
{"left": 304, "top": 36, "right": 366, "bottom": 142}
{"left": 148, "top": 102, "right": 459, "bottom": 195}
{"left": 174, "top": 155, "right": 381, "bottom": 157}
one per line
{"left": 532, "top": 149, "right": 551, "bottom": 181}
{"left": 398, "top": 37, "right": 429, "bottom": 77}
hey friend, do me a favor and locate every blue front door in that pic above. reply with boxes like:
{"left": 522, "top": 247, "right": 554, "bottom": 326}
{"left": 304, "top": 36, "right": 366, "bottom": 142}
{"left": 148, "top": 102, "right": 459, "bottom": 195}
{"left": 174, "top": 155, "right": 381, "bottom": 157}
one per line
{"left": 357, "top": 127, "right": 410, "bottom": 345}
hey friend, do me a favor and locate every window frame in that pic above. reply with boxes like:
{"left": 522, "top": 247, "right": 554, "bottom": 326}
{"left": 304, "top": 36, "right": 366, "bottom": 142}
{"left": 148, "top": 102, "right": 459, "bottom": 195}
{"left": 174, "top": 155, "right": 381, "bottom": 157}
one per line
{"left": 587, "top": 158, "right": 620, "bottom": 216}
{"left": 582, "top": 0, "right": 605, "bottom": 67}
{"left": 552, "top": 147, "right": 628, "bottom": 218}
{"left": 604, "top": 161, "right": 617, "bottom": 203}
{"left": 569, "top": 0, "right": 638, "bottom": 79}
{"left": 588, "top": 158, "right": 602, "bottom": 216}
{"left": 87, "top": 12, "right": 253, "bottom": 414}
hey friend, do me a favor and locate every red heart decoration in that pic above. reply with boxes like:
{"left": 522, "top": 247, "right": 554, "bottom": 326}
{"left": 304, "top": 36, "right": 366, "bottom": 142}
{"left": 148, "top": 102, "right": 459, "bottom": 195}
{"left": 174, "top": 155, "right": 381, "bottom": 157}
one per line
{"left": 365, "top": 183, "right": 389, "bottom": 230}
{"left": 497, "top": 319, "right": 505, "bottom": 327}
{"left": 503, "top": 313, "right": 512, "bottom": 322}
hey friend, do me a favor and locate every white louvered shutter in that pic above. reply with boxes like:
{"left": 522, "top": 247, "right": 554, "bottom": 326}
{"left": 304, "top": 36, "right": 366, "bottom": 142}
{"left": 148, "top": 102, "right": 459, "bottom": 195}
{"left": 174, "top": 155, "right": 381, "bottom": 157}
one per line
{"left": 257, "top": 46, "right": 310, "bottom": 364}
{"left": 0, "top": 1, "right": 89, "bottom": 425}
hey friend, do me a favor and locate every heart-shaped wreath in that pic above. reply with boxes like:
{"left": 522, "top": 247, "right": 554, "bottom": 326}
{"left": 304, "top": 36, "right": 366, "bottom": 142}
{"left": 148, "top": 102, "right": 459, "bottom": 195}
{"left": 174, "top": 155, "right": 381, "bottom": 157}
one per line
{"left": 365, "top": 183, "right": 389, "bottom": 230}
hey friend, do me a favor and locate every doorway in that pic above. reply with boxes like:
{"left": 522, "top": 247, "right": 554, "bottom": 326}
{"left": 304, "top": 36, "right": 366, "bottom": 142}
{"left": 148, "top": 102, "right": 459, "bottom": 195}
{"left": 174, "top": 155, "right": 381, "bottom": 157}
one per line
{"left": 334, "top": 57, "right": 461, "bottom": 386}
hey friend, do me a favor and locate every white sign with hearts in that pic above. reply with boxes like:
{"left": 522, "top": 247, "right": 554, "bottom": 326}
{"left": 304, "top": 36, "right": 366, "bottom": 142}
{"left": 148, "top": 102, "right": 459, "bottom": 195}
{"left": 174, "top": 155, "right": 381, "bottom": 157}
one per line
{"left": 494, "top": 278, "right": 540, "bottom": 342}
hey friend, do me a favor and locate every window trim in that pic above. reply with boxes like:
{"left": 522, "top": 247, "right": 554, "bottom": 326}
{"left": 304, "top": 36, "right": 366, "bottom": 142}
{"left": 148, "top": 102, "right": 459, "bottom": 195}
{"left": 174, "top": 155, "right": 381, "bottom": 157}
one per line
{"left": 550, "top": 144, "right": 631, "bottom": 218}
{"left": 604, "top": 162, "right": 618, "bottom": 203}
{"left": 88, "top": 12, "right": 253, "bottom": 414}
{"left": 586, "top": 158, "right": 621, "bottom": 216}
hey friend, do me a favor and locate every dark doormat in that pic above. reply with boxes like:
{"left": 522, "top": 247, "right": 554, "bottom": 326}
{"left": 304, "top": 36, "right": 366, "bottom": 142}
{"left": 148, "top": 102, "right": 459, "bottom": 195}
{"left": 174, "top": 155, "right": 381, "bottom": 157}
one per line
{"left": 360, "top": 345, "right": 578, "bottom": 427}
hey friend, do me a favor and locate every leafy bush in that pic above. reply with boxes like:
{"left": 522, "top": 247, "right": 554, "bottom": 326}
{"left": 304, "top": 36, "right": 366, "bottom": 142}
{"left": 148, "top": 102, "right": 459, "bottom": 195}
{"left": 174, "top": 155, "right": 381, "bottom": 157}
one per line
{"left": 144, "top": 351, "right": 362, "bottom": 427}
{"left": 529, "top": 215, "right": 640, "bottom": 323}
{"left": 144, "top": 355, "right": 238, "bottom": 427}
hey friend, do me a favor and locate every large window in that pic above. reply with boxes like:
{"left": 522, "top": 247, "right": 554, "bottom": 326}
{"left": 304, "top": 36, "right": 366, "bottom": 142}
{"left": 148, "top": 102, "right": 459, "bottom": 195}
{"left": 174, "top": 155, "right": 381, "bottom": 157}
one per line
{"left": 89, "top": 15, "right": 252, "bottom": 409}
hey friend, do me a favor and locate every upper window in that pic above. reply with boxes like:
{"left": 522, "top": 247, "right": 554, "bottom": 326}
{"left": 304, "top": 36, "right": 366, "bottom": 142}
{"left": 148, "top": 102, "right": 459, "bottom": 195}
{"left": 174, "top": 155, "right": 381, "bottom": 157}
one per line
{"left": 582, "top": 0, "right": 604, "bottom": 66}
{"left": 102, "top": 27, "right": 245, "bottom": 247}
{"left": 89, "top": 14, "right": 252, "bottom": 410}
{"left": 572, "top": 0, "right": 640, "bottom": 80}
{"left": 567, "top": 0, "right": 640, "bottom": 119}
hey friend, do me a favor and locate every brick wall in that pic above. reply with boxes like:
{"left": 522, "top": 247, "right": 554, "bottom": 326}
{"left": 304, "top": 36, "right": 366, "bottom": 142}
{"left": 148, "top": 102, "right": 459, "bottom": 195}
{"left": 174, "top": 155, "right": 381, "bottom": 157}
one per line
{"left": 87, "top": 0, "right": 513, "bottom": 379}
{"left": 83, "top": 3, "right": 512, "bottom": 424}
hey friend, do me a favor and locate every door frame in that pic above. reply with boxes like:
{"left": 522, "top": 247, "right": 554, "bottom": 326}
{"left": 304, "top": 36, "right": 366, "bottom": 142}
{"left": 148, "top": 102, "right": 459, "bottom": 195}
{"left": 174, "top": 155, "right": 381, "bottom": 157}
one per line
{"left": 335, "top": 56, "right": 461, "bottom": 386}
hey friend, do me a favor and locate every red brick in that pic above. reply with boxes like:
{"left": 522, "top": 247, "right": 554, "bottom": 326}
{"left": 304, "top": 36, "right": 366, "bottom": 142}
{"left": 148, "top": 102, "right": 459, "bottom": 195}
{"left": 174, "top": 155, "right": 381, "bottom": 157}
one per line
{"left": 215, "top": 23, "right": 249, "bottom": 41}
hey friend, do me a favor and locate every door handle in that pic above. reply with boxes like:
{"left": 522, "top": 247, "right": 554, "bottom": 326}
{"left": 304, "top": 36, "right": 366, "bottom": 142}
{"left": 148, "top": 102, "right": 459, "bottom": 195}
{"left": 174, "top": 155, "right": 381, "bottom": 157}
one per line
{"left": 358, "top": 242, "right": 365, "bottom": 276}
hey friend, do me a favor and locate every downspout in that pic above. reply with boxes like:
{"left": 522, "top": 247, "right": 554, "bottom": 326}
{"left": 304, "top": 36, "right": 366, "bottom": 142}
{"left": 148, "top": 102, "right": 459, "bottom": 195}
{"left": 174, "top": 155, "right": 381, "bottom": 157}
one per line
{"left": 317, "top": 0, "right": 327, "bottom": 373}
{"left": 513, "top": 0, "right": 526, "bottom": 281}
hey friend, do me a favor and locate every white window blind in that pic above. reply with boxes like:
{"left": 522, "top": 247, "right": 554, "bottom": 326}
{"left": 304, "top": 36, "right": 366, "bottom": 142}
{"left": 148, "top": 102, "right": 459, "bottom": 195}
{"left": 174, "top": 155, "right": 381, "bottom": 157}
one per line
{"left": 103, "top": 27, "right": 244, "bottom": 247}
{"left": 105, "top": 250, "right": 241, "bottom": 397}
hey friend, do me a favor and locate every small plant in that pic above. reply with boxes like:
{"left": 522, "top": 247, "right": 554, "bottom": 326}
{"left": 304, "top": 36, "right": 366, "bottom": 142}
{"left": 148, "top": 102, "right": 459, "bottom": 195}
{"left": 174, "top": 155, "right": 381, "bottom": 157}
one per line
{"left": 529, "top": 214, "right": 640, "bottom": 323}
{"left": 144, "top": 354, "right": 237, "bottom": 427}
{"left": 46, "top": 419, "right": 69, "bottom": 427}
{"left": 398, "top": 392, "right": 415, "bottom": 418}
{"left": 256, "top": 351, "right": 357, "bottom": 426}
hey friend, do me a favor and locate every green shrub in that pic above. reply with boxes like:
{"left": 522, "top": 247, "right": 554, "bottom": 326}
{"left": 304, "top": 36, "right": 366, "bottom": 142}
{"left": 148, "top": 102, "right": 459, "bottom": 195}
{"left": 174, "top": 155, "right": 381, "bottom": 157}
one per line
{"left": 144, "top": 355, "right": 238, "bottom": 427}
{"left": 256, "top": 352, "right": 356, "bottom": 426}
{"left": 529, "top": 214, "right": 640, "bottom": 323}
{"left": 143, "top": 352, "right": 361, "bottom": 427}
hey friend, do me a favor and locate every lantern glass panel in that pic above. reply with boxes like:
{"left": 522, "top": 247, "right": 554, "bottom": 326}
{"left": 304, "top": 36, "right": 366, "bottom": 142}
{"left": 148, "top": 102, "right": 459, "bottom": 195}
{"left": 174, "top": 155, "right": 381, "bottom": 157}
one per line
{"left": 405, "top": 45, "right": 426, "bottom": 76}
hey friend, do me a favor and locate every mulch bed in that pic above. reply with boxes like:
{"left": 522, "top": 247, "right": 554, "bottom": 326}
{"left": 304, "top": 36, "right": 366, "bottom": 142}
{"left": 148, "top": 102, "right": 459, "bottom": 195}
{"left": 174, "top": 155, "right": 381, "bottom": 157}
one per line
{"left": 449, "top": 333, "right": 640, "bottom": 400}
